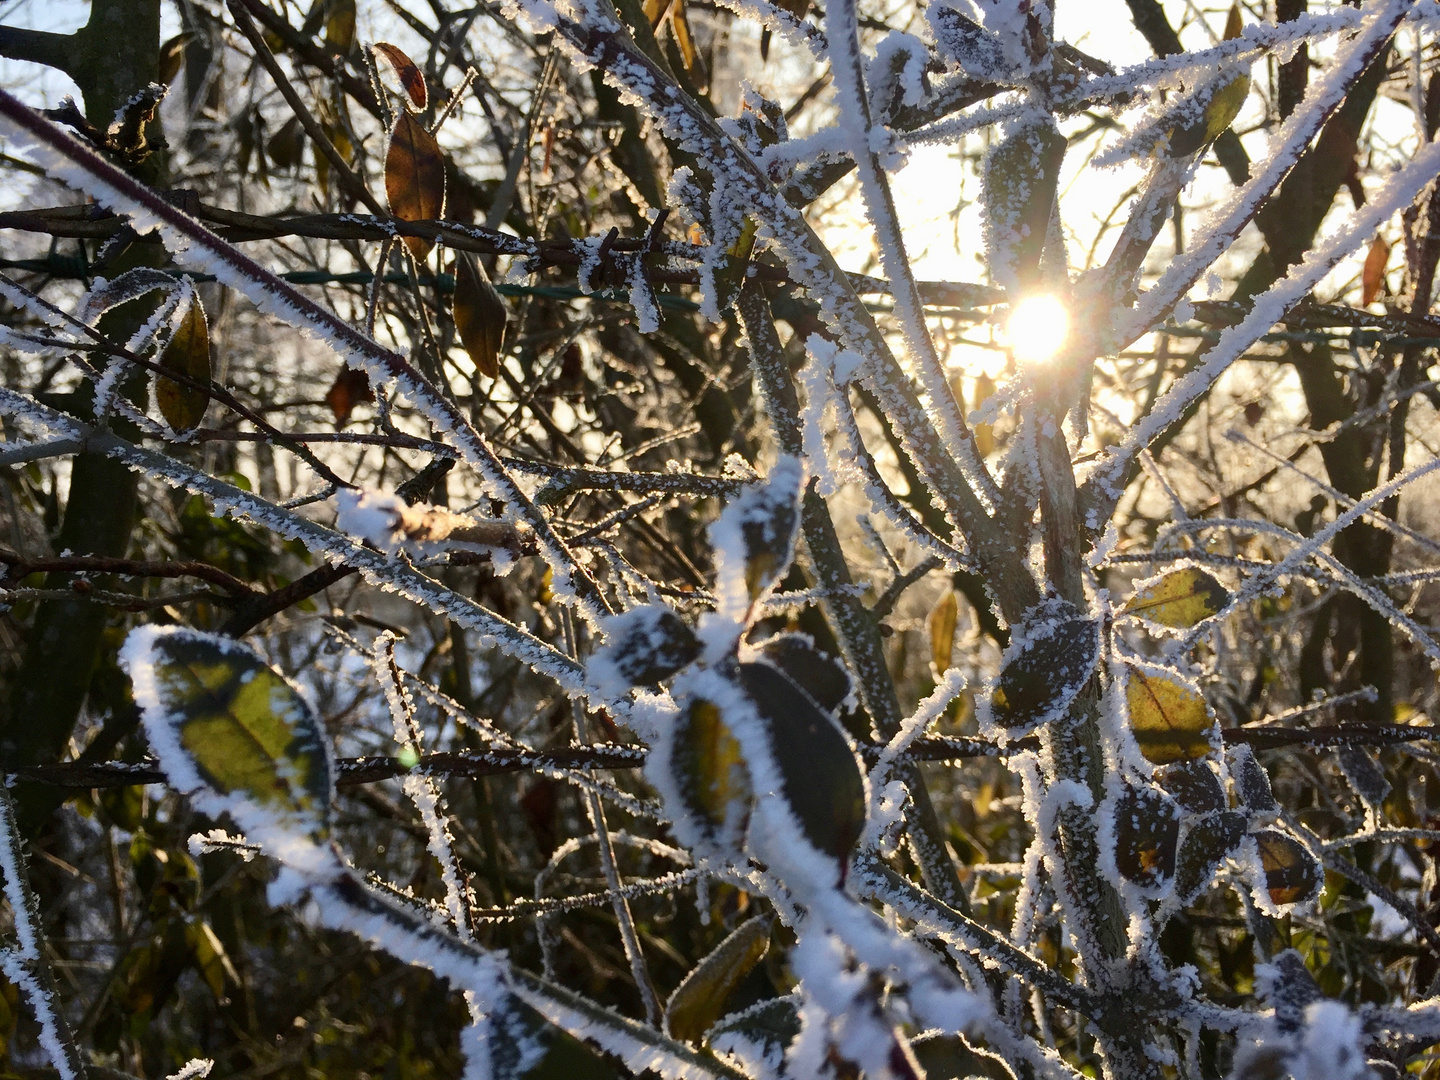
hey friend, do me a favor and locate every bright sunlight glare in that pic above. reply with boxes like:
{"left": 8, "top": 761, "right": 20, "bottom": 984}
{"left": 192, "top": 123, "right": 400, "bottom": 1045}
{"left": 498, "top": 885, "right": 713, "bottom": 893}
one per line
{"left": 1005, "top": 295, "right": 1071, "bottom": 365}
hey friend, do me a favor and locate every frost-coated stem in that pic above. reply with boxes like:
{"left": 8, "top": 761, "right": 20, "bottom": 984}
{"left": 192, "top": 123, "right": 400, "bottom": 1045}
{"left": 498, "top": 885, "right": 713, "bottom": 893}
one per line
{"left": 0, "top": 387, "right": 587, "bottom": 693}
{"left": 514, "top": 0, "right": 1045, "bottom": 618}
{"left": 0, "top": 89, "right": 614, "bottom": 625}
{"left": 302, "top": 860, "right": 747, "bottom": 1080}
{"left": 825, "top": 0, "right": 1000, "bottom": 509}
{"left": 1084, "top": 125, "right": 1440, "bottom": 528}
{"left": 854, "top": 853, "right": 1100, "bottom": 1016}
{"left": 376, "top": 634, "right": 475, "bottom": 941}
{"left": 1113, "top": 0, "right": 1410, "bottom": 348}
{"left": 737, "top": 282, "right": 972, "bottom": 908}
{"left": 561, "top": 610, "right": 663, "bottom": 1028}
{"left": 0, "top": 784, "right": 90, "bottom": 1080}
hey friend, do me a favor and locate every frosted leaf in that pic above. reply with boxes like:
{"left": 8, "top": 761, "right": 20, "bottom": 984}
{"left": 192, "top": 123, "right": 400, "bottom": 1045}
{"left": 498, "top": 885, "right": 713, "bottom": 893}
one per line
{"left": 1230, "top": 744, "right": 1278, "bottom": 817}
{"left": 753, "top": 633, "right": 852, "bottom": 714}
{"left": 981, "top": 114, "right": 1067, "bottom": 293}
{"left": 735, "top": 660, "right": 866, "bottom": 882}
{"left": 978, "top": 599, "right": 1099, "bottom": 737}
{"left": 667, "top": 695, "right": 753, "bottom": 859}
{"left": 1173, "top": 810, "right": 1246, "bottom": 905}
{"left": 121, "top": 625, "right": 335, "bottom": 848}
{"left": 1125, "top": 662, "right": 1219, "bottom": 765}
{"left": 1120, "top": 565, "right": 1231, "bottom": 631}
{"left": 708, "top": 455, "right": 804, "bottom": 631}
{"left": 1099, "top": 782, "right": 1181, "bottom": 897}
{"left": 707, "top": 996, "right": 802, "bottom": 1077}
{"left": 472, "top": 994, "right": 551, "bottom": 1079}
{"left": 588, "top": 605, "right": 701, "bottom": 695}
{"left": 665, "top": 913, "right": 773, "bottom": 1043}
{"left": 1245, "top": 829, "right": 1322, "bottom": 911}
{"left": 78, "top": 267, "right": 178, "bottom": 324}
{"left": 1156, "top": 759, "right": 1227, "bottom": 816}
{"left": 1336, "top": 747, "right": 1390, "bottom": 817}
{"left": 1256, "top": 950, "right": 1322, "bottom": 1034}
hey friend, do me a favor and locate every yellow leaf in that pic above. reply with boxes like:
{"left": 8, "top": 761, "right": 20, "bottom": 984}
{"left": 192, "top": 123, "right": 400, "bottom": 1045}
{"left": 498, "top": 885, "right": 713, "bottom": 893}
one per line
{"left": 711, "top": 216, "right": 758, "bottom": 314}
{"left": 454, "top": 252, "right": 508, "bottom": 379}
{"left": 386, "top": 111, "right": 446, "bottom": 260}
{"left": 124, "top": 627, "right": 336, "bottom": 842}
{"left": 1121, "top": 566, "right": 1230, "bottom": 629}
{"left": 156, "top": 298, "right": 211, "bottom": 432}
{"left": 928, "top": 588, "right": 959, "bottom": 675}
{"left": 972, "top": 373, "right": 996, "bottom": 457}
{"left": 1166, "top": 68, "right": 1250, "bottom": 158}
{"left": 324, "top": 0, "right": 356, "bottom": 54}
{"left": 665, "top": 914, "right": 772, "bottom": 1042}
{"left": 670, "top": 0, "right": 698, "bottom": 74}
{"left": 672, "top": 699, "right": 751, "bottom": 849}
{"left": 1125, "top": 664, "right": 1217, "bottom": 765}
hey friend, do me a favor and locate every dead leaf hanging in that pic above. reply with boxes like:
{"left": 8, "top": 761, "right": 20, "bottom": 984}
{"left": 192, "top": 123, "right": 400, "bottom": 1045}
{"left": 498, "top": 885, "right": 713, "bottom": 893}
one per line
{"left": 156, "top": 297, "right": 211, "bottom": 432}
{"left": 373, "top": 42, "right": 427, "bottom": 112}
{"left": 385, "top": 110, "right": 445, "bottom": 259}
{"left": 453, "top": 252, "right": 507, "bottom": 379}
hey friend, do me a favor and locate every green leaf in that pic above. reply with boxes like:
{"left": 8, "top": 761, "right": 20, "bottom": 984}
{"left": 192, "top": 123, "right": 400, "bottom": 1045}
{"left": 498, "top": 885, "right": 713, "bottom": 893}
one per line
{"left": 982, "top": 601, "right": 1099, "bottom": 736}
{"left": 706, "top": 996, "right": 801, "bottom": 1067}
{"left": 122, "top": 626, "right": 335, "bottom": 842}
{"left": 665, "top": 914, "right": 773, "bottom": 1043}
{"left": 1120, "top": 567, "right": 1231, "bottom": 630}
{"left": 737, "top": 660, "right": 866, "bottom": 879}
{"left": 156, "top": 297, "right": 211, "bottom": 432}
{"left": 711, "top": 457, "right": 804, "bottom": 612}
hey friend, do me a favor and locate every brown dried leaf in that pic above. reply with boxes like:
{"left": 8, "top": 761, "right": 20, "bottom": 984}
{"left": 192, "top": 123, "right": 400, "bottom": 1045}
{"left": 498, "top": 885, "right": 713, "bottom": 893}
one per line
{"left": 453, "top": 253, "right": 507, "bottom": 379}
{"left": 1223, "top": 2, "right": 1243, "bottom": 40}
{"left": 158, "top": 33, "right": 194, "bottom": 87}
{"left": 385, "top": 110, "right": 445, "bottom": 259}
{"left": 1362, "top": 235, "right": 1389, "bottom": 306}
{"left": 373, "top": 42, "right": 427, "bottom": 112}
{"left": 325, "top": 367, "right": 372, "bottom": 425}
{"left": 156, "top": 299, "right": 211, "bottom": 432}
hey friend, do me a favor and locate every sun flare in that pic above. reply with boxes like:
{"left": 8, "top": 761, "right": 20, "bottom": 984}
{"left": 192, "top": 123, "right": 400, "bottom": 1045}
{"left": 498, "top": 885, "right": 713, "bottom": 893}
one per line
{"left": 1005, "top": 294, "right": 1070, "bottom": 366}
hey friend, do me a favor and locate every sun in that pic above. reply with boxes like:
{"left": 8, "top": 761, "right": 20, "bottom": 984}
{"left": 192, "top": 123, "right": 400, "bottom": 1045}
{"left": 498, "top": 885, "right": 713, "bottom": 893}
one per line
{"left": 1005, "top": 294, "right": 1071, "bottom": 366}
